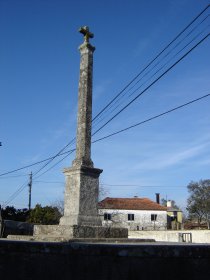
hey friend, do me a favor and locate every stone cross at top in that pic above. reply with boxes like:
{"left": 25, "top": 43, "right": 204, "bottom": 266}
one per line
{"left": 79, "top": 26, "right": 94, "bottom": 43}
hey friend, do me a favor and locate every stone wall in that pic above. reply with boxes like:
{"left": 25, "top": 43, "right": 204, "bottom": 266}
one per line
{"left": 0, "top": 240, "right": 210, "bottom": 280}
{"left": 129, "top": 230, "right": 210, "bottom": 243}
{"left": 1, "top": 220, "right": 33, "bottom": 237}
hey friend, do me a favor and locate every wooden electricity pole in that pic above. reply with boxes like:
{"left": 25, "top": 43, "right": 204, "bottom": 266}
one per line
{"left": 28, "top": 172, "right": 32, "bottom": 211}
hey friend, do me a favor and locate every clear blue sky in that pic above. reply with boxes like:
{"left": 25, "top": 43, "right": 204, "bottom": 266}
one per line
{"left": 0, "top": 0, "right": 210, "bottom": 210}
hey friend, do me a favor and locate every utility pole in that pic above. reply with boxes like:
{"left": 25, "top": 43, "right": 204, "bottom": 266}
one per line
{"left": 28, "top": 172, "right": 32, "bottom": 211}
{"left": 0, "top": 204, "right": 3, "bottom": 237}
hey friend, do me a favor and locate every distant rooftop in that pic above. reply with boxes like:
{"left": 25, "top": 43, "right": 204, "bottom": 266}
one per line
{"left": 98, "top": 197, "right": 167, "bottom": 211}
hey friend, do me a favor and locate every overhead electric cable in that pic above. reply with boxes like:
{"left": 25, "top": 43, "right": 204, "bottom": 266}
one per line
{"left": 92, "top": 33, "right": 210, "bottom": 136}
{"left": 101, "top": 184, "right": 187, "bottom": 188}
{"left": 92, "top": 15, "right": 210, "bottom": 128}
{"left": 33, "top": 181, "right": 64, "bottom": 184}
{"left": 92, "top": 92, "right": 210, "bottom": 143}
{"left": 124, "top": 24, "right": 210, "bottom": 100}
{"left": 92, "top": 5, "right": 210, "bottom": 122}
{"left": 3, "top": 182, "right": 28, "bottom": 207}
{"left": 33, "top": 150, "right": 74, "bottom": 179}
{"left": 2, "top": 151, "right": 74, "bottom": 206}
{"left": 0, "top": 149, "right": 75, "bottom": 177}
{"left": 92, "top": 25, "right": 210, "bottom": 129}
{"left": 0, "top": 174, "right": 28, "bottom": 179}
{"left": 32, "top": 138, "right": 76, "bottom": 177}
{"left": 1, "top": 91, "right": 210, "bottom": 181}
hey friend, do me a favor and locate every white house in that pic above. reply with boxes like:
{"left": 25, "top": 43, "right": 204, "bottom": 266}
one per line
{"left": 98, "top": 197, "right": 167, "bottom": 231}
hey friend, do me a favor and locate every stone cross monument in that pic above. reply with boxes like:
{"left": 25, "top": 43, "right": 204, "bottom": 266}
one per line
{"left": 31, "top": 28, "right": 127, "bottom": 239}
{"left": 60, "top": 26, "right": 103, "bottom": 227}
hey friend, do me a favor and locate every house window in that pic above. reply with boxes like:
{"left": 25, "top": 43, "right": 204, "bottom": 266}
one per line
{"left": 151, "top": 214, "right": 157, "bottom": 221}
{"left": 128, "top": 214, "right": 134, "bottom": 221}
{"left": 173, "top": 211, "right": 177, "bottom": 218}
{"left": 104, "top": 213, "right": 111, "bottom": 220}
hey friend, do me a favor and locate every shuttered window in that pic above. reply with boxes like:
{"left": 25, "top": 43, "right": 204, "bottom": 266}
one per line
{"left": 151, "top": 214, "right": 157, "bottom": 221}
{"left": 128, "top": 214, "right": 134, "bottom": 221}
{"left": 104, "top": 213, "right": 111, "bottom": 220}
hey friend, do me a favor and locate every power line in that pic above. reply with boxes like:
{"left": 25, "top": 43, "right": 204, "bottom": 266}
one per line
{"left": 33, "top": 181, "right": 64, "bottom": 184}
{"left": 92, "top": 33, "right": 210, "bottom": 136}
{"left": 101, "top": 184, "right": 187, "bottom": 188}
{"left": 0, "top": 149, "right": 75, "bottom": 177}
{"left": 1, "top": 151, "right": 73, "bottom": 206}
{"left": 3, "top": 182, "right": 28, "bottom": 207}
{"left": 1, "top": 91, "right": 209, "bottom": 181}
{"left": 92, "top": 5, "right": 209, "bottom": 123}
{"left": 92, "top": 92, "right": 210, "bottom": 144}
{"left": 92, "top": 15, "right": 210, "bottom": 128}
{"left": 33, "top": 150, "right": 74, "bottom": 179}
{"left": 1, "top": 152, "right": 73, "bottom": 206}
{"left": 92, "top": 25, "right": 209, "bottom": 130}
{"left": 32, "top": 138, "right": 76, "bottom": 177}
{"left": 0, "top": 174, "right": 28, "bottom": 179}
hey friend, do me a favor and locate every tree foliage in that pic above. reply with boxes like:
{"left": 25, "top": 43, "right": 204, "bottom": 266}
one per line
{"left": 28, "top": 204, "right": 62, "bottom": 225}
{"left": 187, "top": 179, "right": 210, "bottom": 228}
{"left": 0, "top": 204, "right": 62, "bottom": 225}
{"left": 1, "top": 206, "right": 29, "bottom": 222}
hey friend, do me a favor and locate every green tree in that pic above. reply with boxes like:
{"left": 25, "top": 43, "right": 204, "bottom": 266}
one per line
{"left": 187, "top": 179, "right": 210, "bottom": 229}
{"left": 28, "top": 204, "right": 62, "bottom": 225}
{"left": 2, "top": 206, "right": 29, "bottom": 221}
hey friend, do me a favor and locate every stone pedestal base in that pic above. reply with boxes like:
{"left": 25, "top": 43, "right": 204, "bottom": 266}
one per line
{"left": 33, "top": 224, "right": 128, "bottom": 240}
{"left": 61, "top": 165, "right": 103, "bottom": 226}
{"left": 60, "top": 215, "right": 101, "bottom": 227}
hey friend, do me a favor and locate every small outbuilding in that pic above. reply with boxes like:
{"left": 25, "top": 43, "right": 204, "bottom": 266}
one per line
{"left": 166, "top": 200, "right": 183, "bottom": 230}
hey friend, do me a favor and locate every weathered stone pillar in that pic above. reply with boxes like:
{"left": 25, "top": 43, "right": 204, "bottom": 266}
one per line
{"left": 72, "top": 38, "right": 94, "bottom": 168}
{"left": 60, "top": 27, "right": 103, "bottom": 227}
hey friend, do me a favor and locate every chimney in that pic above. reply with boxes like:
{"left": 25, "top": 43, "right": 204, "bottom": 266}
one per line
{"left": 167, "top": 200, "right": 172, "bottom": 208}
{"left": 155, "top": 193, "right": 160, "bottom": 204}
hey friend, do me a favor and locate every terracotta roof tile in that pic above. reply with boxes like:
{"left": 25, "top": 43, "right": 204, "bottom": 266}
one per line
{"left": 98, "top": 197, "right": 167, "bottom": 211}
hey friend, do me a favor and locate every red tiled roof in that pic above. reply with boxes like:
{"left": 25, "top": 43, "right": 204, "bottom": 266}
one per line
{"left": 98, "top": 197, "right": 167, "bottom": 211}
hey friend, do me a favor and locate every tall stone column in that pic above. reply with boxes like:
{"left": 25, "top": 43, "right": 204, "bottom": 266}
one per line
{"left": 72, "top": 34, "right": 94, "bottom": 168}
{"left": 60, "top": 27, "right": 103, "bottom": 227}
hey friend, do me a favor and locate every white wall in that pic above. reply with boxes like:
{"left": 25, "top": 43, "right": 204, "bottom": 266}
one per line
{"left": 98, "top": 209, "right": 167, "bottom": 230}
{"left": 129, "top": 230, "right": 210, "bottom": 243}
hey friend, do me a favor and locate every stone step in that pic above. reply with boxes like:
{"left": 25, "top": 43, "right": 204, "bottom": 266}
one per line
{"left": 33, "top": 225, "right": 73, "bottom": 237}
{"left": 6, "top": 235, "right": 155, "bottom": 243}
{"left": 6, "top": 235, "right": 72, "bottom": 242}
{"left": 6, "top": 235, "right": 34, "bottom": 241}
{"left": 34, "top": 225, "right": 128, "bottom": 239}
